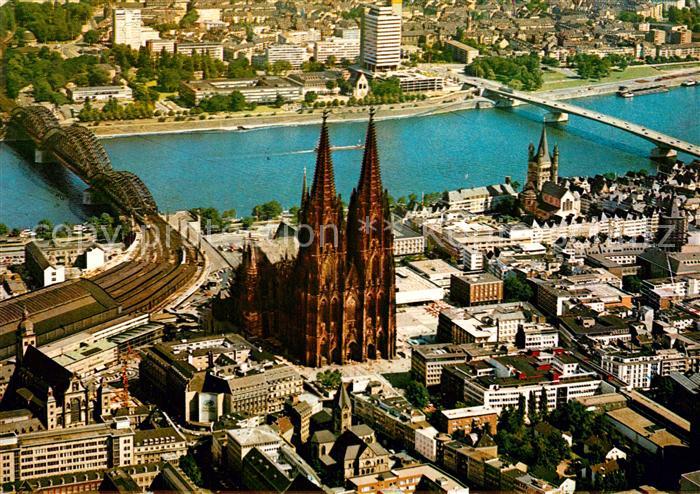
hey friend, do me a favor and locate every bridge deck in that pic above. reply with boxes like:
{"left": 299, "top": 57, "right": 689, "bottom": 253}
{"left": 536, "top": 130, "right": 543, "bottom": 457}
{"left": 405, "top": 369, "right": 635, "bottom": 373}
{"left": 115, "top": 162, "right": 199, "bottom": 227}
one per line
{"left": 472, "top": 80, "right": 699, "bottom": 158}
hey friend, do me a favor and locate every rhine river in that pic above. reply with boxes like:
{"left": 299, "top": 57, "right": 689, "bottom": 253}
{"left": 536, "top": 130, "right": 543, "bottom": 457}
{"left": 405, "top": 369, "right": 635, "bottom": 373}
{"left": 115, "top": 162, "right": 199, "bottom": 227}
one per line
{"left": 1, "top": 87, "right": 698, "bottom": 227}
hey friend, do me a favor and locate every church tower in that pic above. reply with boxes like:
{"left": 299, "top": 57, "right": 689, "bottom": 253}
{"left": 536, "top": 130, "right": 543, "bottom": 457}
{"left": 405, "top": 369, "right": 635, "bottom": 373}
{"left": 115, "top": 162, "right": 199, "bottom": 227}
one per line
{"left": 345, "top": 108, "right": 396, "bottom": 362}
{"left": 333, "top": 381, "right": 352, "bottom": 433}
{"left": 526, "top": 126, "right": 554, "bottom": 191}
{"left": 294, "top": 111, "right": 346, "bottom": 367}
{"left": 16, "top": 307, "right": 36, "bottom": 365}
{"left": 550, "top": 144, "right": 559, "bottom": 183}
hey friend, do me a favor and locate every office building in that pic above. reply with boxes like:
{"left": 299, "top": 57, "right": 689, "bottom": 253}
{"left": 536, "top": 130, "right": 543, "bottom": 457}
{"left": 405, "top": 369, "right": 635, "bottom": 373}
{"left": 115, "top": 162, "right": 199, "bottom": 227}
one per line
{"left": 411, "top": 344, "right": 471, "bottom": 387}
{"left": 450, "top": 273, "right": 503, "bottom": 307}
{"left": 0, "top": 419, "right": 134, "bottom": 483}
{"left": 443, "top": 354, "right": 602, "bottom": 412}
{"left": 112, "top": 8, "right": 160, "bottom": 50}
{"left": 393, "top": 222, "right": 425, "bottom": 257}
{"left": 601, "top": 349, "right": 688, "bottom": 389}
{"left": 362, "top": 0, "right": 402, "bottom": 72}
{"left": 180, "top": 77, "right": 304, "bottom": 105}
{"left": 68, "top": 86, "right": 133, "bottom": 103}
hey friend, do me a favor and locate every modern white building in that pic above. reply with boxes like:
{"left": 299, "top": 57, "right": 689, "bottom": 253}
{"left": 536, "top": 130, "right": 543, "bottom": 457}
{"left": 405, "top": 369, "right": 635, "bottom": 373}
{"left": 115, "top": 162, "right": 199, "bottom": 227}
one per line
{"left": 414, "top": 426, "right": 439, "bottom": 462}
{"left": 457, "top": 354, "right": 602, "bottom": 412}
{"left": 463, "top": 247, "right": 484, "bottom": 272}
{"left": 362, "top": 0, "right": 402, "bottom": 72}
{"left": 600, "top": 349, "right": 687, "bottom": 389}
{"left": 112, "top": 8, "right": 160, "bottom": 50}
{"left": 176, "top": 42, "right": 224, "bottom": 61}
{"left": 265, "top": 44, "right": 308, "bottom": 68}
{"left": 68, "top": 86, "right": 133, "bottom": 103}
{"left": 314, "top": 37, "right": 361, "bottom": 63}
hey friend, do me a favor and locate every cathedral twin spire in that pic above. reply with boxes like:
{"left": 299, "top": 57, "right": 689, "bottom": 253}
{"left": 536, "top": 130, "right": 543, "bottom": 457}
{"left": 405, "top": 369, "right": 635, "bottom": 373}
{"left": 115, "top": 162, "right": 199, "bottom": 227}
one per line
{"left": 302, "top": 108, "right": 386, "bottom": 239}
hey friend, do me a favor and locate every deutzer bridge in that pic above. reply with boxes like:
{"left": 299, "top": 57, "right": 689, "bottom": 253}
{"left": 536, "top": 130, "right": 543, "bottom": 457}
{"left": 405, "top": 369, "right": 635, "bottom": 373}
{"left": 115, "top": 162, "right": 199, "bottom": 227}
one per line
{"left": 466, "top": 78, "right": 700, "bottom": 160}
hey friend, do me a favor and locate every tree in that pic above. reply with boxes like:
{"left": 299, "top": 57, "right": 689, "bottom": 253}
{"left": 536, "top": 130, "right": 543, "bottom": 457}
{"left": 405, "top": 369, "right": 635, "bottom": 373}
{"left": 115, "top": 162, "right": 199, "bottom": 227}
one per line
{"left": 35, "top": 218, "right": 53, "bottom": 240}
{"left": 317, "top": 369, "right": 342, "bottom": 389}
{"left": 179, "top": 8, "right": 199, "bottom": 28}
{"left": 241, "top": 216, "right": 255, "bottom": 229}
{"left": 0, "top": 224, "right": 8, "bottom": 236}
{"left": 158, "top": 68, "right": 183, "bottom": 91}
{"left": 274, "top": 93, "right": 286, "bottom": 108}
{"left": 516, "top": 395, "right": 526, "bottom": 425}
{"left": 405, "top": 381, "right": 430, "bottom": 408}
{"left": 305, "top": 91, "right": 318, "bottom": 104}
{"left": 504, "top": 276, "right": 533, "bottom": 302}
{"left": 623, "top": 275, "right": 642, "bottom": 293}
{"left": 251, "top": 200, "right": 282, "bottom": 220}
{"left": 227, "top": 56, "right": 256, "bottom": 78}
{"left": 88, "top": 65, "right": 110, "bottom": 86}
{"left": 515, "top": 325, "right": 526, "bottom": 349}
{"left": 528, "top": 391, "right": 538, "bottom": 423}
{"left": 270, "top": 60, "right": 292, "bottom": 75}
{"left": 538, "top": 387, "right": 548, "bottom": 417}
{"left": 230, "top": 91, "right": 246, "bottom": 111}
{"left": 82, "top": 30, "right": 100, "bottom": 44}
{"left": 558, "top": 260, "right": 573, "bottom": 276}
{"left": 179, "top": 452, "right": 203, "bottom": 486}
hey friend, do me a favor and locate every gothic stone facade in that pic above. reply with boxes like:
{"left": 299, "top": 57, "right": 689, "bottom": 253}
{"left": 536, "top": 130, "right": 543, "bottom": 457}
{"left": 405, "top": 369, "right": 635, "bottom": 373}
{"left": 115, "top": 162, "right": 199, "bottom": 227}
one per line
{"left": 230, "top": 112, "right": 396, "bottom": 367}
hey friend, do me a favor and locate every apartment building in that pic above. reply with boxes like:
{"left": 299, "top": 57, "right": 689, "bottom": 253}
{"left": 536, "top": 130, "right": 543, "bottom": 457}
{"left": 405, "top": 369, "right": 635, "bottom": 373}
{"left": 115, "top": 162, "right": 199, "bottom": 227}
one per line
{"left": 440, "top": 184, "right": 516, "bottom": 213}
{"left": 112, "top": 8, "right": 160, "bottom": 49}
{"left": 352, "top": 392, "right": 427, "bottom": 448}
{"left": 437, "top": 405, "right": 499, "bottom": 435}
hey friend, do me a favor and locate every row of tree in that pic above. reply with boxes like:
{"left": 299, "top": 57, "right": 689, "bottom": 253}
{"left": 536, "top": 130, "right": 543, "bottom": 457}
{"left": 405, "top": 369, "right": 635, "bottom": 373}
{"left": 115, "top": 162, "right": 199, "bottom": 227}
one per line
{"left": 78, "top": 99, "right": 154, "bottom": 122}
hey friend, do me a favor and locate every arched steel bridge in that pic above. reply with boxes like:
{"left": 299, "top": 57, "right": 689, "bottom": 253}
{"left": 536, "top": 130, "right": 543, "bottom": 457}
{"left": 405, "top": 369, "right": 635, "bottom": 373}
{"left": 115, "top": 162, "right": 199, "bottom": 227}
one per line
{"left": 1, "top": 105, "right": 205, "bottom": 359}
{"left": 6, "top": 106, "right": 157, "bottom": 218}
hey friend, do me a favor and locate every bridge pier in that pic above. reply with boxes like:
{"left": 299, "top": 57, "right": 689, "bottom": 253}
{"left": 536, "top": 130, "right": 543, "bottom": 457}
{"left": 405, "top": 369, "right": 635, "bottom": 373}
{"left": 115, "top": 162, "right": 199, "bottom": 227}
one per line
{"left": 544, "top": 111, "right": 569, "bottom": 124}
{"left": 83, "top": 187, "right": 105, "bottom": 206}
{"left": 34, "top": 147, "right": 53, "bottom": 164}
{"left": 650, "top": 146, "right": 677, "bottom": 160}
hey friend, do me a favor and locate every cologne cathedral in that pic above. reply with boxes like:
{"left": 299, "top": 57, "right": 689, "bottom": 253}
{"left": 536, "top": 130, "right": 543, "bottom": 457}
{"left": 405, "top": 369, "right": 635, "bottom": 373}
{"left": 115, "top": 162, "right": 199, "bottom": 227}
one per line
{"left": 229, "top": 110, "right": 396, "bottom": 367}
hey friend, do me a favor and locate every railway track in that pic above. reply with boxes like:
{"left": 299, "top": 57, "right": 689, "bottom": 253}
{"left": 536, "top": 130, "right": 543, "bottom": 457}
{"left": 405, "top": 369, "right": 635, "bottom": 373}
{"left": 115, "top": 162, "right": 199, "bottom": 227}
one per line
{"left": 91, "top": 216, "right": 202, "bottom": 315}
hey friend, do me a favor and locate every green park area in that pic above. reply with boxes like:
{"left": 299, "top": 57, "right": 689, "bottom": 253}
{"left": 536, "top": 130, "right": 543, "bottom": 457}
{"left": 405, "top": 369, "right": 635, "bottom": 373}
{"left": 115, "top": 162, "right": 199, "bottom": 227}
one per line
{"left": 537, "top": 62, "right": 700, "bottom": 91}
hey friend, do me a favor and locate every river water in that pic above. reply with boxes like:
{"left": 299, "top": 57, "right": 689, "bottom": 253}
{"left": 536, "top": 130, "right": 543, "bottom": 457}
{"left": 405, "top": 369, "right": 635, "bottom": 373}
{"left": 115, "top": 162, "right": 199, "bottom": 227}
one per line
{"left": 1, "top": 86, "right": 698, "bottom": 228}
